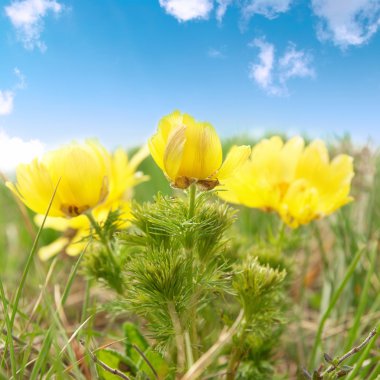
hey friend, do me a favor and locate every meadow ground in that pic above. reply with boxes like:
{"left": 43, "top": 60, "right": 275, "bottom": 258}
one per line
{"left": 0, "top": 136, "right": 379, "bottom": 379}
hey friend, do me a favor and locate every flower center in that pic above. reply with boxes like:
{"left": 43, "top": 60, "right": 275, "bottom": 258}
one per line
{"left": 61, "top": 204, "right": 90, "bottom": 217}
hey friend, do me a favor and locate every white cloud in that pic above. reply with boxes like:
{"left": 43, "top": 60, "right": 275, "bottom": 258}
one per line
{"left": 249, "top": 38, "right": 275, "bottom": 91}
{"left": 0, "top": 68, "right": 27, "bottom": 116}
{"left": 158, "top": 0, "right": 380, "bottom": 51}
{"left": 0, "top": 91, "right": 15, "bottom": 116}
{"left": 5, "top": 0, "right": 63, "bottom": 51}
{"left": 312, "top": 0, "right": 380, "bottom": 48}
{"left": 249, "top": 38, "right": 315, "bottom": 96}
{"left": 159, "top": 0, "right": 292, "bottom": 23}
{"left": 159, "top": 0, "right": 213, "bottom": 21}
{"left": 216, "top": 0, "right": 233, "bottom": 22}
{"left": 241, "top": 0, "right": 292, "bottom": 21}
{"left": 0, "top": 130, "right": 45, "bottom": 173}
{"left": 14, "top": 67, "right": 27, "bottom": 90}
{"left": 278, "top": 43, "right": 315, "bottom": 82}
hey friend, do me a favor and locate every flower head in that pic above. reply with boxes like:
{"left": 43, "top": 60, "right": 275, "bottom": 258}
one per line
{"left": 149, "top": 111, "right": 250, "bottom": 189}
{"left": 35, "top": 200, "right": 132, "bottom": 260}
{"left": 34, "top": 146, "right": 148, "bottom": 260}
{"left": 220, "top": 136, "right": 354, "bottom": 228}
{"left": 7, "top": 141, "right": 110, "bottom": 217}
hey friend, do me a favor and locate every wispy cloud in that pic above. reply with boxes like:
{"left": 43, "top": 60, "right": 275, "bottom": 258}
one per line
{"left": 14, "top": 68, "right": 27, "bottom": 89}
{"left": 0, "top": 68, "right": 26, "bottom": 116}
{"left": 249, "top": 38, "right": 275, "bottom": 91}
{"left": 0, "top": 92, "right": 15, "bottom": 116}
{"left": 159, "top": 0, "right": 292, "bottom": 23}
{"left": 278, "top": 43, "right": 315, "bottom": 82}
{"left": 5, "top": 0, "right": 64, "bottom": 51}
{"left": 207, "top": 47, "right": 226, "bottom": 58}
{"left": 311, "top": 0, "right": 380, "bottom": 48}
{"left": 249, "top": 38, "right": 315, "bottom": 96}
{"left": 240, "top": 0, "right": 292, "bottom": 22}
{"left": 158, "top": 0, "right": 380, "bottom": 51}
{"left": 215, "top": 0, "right": 232, "bottom": 22}
{"left": 0, "top": 130, "right": 45, "bottom": 173}
{"left": 158, "top": 0, "right": 213, "bottom": 22}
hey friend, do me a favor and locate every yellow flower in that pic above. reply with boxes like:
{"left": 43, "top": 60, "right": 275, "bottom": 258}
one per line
{"left": 220, "top": 136, "right": 354, "bottom": 228}
{"left": 7, "top": 141, "right": 110, "bottom": 217}
{"left": 35, "top": 200, "right": 132, "bottom": 260}
{"left": 149, "top": 111, "right": 251, "bottom": 189}
{"left": 35, "top": 146, "right": 148, "bottom": 260}
{"left": 105, "top": 145, "right": 149, "bottom": 205}
{"left": 35, "top": 213, "right": 91, "bottom": 260}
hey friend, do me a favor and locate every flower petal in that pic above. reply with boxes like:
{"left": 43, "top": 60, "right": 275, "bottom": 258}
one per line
{"left": 129, "top": 144, "right": 150, "bottom": 170}
{"left": 34, "top": 214, "right": 71, "bottom": 231}
{"left": 296, "top": 139, "right": 329, "bottom": 184}
{"left": 66, "top": 229, "right": 90, "bottom": 256}
{"left": 280, "top": 136, "right": 305, "bottom": 182}
{"left": 6, "top": 159, "right": 63, "bottom": 216}
{"left": 46, "top": 142, "right": 109, "bottom": 214}
{"left": 149, "top": 132, "right": 167, "bottom": 171}
{"left": 164, "top": 125, "right": 187, "bottom": 181}
{"left": 38, "top": 236, "right": 69, "bottom": 261}
{"left": 177, "top": 119, "right": 222, "bottom": 180}
{"left": 148, "top": 111, "right": 184, "bottom": 171}
{"left": 280, "top": 179, "right": 320, "bottom": 228}
{"left": 217, "top": 145, "right": 251, "bottom": 181}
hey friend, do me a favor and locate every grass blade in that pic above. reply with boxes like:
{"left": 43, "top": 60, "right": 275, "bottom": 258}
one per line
{"left": 308, "top": 247, "right": 364, "bottom": 369}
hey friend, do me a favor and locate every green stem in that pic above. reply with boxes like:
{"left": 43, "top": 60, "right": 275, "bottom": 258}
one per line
{"left": 190, "top": 316, "right": 199, "bottom": 361}
{"left": 226, "top": 346, "right": 242, "bottom": 380}
{"left": 314, "top": 224, "right": 329, "bottom": 270}
{"left": 185, "top": 331, "right": 194, "bottom": 369}
{"left": 168, "top": 301, "right": 186, "bottom": 377}
{"left": 187, "top": 183, "right": 199, "bottom": 361}
{"left": 61, "top": 240, "right": 90, "bottom": 307}
{"left": 278, "top": 221, "right": 286, "bottom": 242}
{"left": 182, "top": 310, "right": 244, "bottom": 380}
{"left": 275, "top": 221, "right": 286, "bottom": 255}
{"left": 308, "top": 248, "right": 364, "bottom": 370}
{"left": 188, "top": 184, "right": 196, "bottom": 219}
{"left": 0, "top": 279, "right": 16, "bottom": 379}
{"left": 81, "top": 278, "right": 92, "bottom": 324}
{"left": 226, "top": 320, "right": 246, "bottom": 380}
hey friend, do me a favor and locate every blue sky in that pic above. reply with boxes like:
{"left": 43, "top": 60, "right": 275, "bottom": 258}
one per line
{"left": 0, "top": 0, "right": 380, "bottom": 171}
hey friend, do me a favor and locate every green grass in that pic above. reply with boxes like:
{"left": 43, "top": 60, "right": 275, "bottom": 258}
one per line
{"left": 0, "top": 138, "right": 379, "bottom": 379}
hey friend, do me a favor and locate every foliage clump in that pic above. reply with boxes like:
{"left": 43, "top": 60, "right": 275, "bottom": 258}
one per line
{"left": 83, "top": 191, "right": 288, "bottom": 379}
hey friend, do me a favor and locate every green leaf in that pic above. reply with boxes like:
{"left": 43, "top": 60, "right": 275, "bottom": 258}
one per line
{"left": 124, "top": 322, "right": 170, "bottom": 379}
{"left": 124, "top": 322, "right": 149, "bottom": 360}
{"left": 96, "top": 349, "right": 137, "bottom": 380}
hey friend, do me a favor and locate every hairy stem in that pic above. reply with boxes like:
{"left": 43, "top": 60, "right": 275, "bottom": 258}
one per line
{"left": 226, "top": 318, "right": 247, "bottom": 380}
{"left": 184, "top": 331, "right": 194, "bottom": 368}
{"left": 168, "top": 301, "right": 186, "bottom": 377}
{"left": 181, "top": 310, "right": 244, "bottom": 380}
{"left": 226, "top": 346, "right": 242, "bottom": 380}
